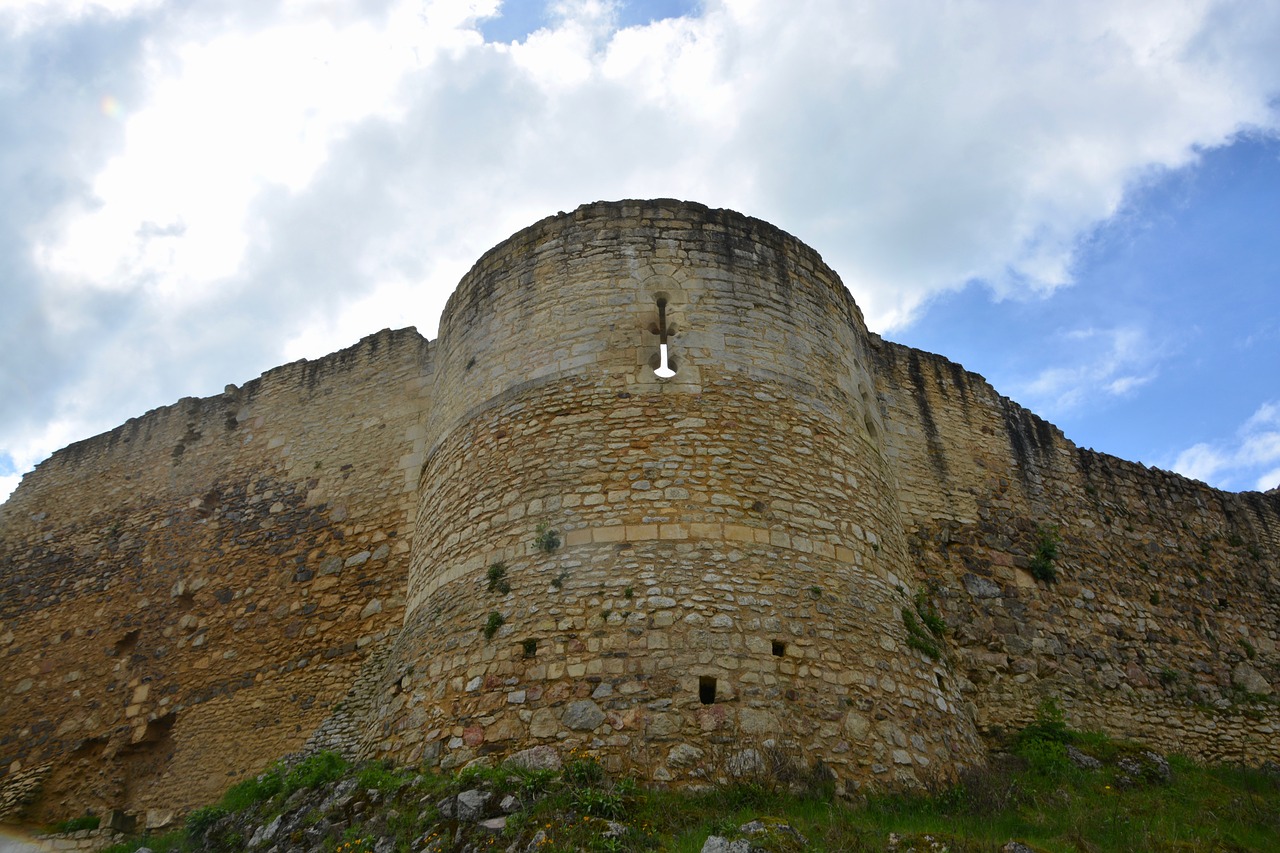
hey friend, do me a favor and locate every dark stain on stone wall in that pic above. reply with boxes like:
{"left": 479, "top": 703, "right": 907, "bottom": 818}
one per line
{"left": 906, "top": 350, "right": 949, "bottom": 480}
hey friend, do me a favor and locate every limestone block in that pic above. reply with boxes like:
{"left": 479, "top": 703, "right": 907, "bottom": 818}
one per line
{"left": 528, "top": 708, "right": 559, "bottom": 738}
{"left": 737, "top": 708, "right": 778, "bottom": 736}
{"left": 647, "top": 713, "right": 681, "bottom": 738}
{"left": 562, "top": 699, "right": 605, "bottom": 731}
{"left": 1233, "top": 662, "right": 1272, "bottom": 695}
{"left": 666, "top": 743, "right": 704, "bottom": 769}
{"left": 505, "top": 744, "right": 562, "bottom": 772}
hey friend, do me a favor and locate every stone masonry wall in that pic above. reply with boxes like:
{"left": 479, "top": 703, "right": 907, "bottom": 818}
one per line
{"left": 0, "top": 328, "right": 432, "bottom": 822}
{"left": 364, "top": 201, "right": 984, "bottom": 795}
{"left": 2, "top": 198, "right": 1277, "bottom": 822}
{"left": 872, "top": 337, "right": 1280, "bottom": 764}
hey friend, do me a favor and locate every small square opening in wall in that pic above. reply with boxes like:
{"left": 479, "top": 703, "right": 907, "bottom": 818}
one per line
{"left": 698, "top": 676, "right": 717, "bottom": 705}
{"left": 522, "top": 638, "right": 538, "bottom": 658}
{"left": 771, "top": 640, "right": 786, "bottom": 657}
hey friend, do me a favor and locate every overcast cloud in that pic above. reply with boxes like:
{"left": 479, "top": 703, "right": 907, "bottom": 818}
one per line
{"left": 2, "top": 0, "right": 1279, "bottom": 502}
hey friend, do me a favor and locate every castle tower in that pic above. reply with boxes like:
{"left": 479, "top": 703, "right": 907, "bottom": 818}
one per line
{"left": 367, "top": 200, "right": 983, "bottom": 788}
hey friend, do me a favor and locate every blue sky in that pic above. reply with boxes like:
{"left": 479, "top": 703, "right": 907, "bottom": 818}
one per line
{"left": 898, "top": 134, "right": 1280, "bottom": 489}
{"left": 481, "top": 0, "right": 697, "bottom": 41}
{"left": 0, "top": 0, "right": 1278, "bottom": 502}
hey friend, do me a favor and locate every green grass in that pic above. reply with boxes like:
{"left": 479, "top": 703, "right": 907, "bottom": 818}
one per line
{"left": 636, "top": 755, "right": 1278, "bottom": 852}
{"left": 52, "top": 814, "right": 100, "bottom": 833}
{"left": 354, "top": 759, "right": 415, "bottom": 795}
{"left": 217, "top": 769, "right": 282, "bottom": 813}
{"left": 92, "top": 731, "right": 1279, "bottom": 853}
{"left": 281, "top": 750, "right": 349, "bottom": 794}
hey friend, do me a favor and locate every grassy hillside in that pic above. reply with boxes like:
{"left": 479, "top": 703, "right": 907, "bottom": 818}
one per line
{"left": 88, "top": 705, "right": 1278, "bottom": 852}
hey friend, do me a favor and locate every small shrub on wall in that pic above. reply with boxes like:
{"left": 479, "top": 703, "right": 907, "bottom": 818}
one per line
{"left": 1029, "top": 524, "right": 1060, "bottom": 583}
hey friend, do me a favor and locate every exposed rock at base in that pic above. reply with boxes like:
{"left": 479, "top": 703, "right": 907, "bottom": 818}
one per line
{"left": 1066, "top": 745, "right": 1102, "bottom": 770}
{"left": 504, "top": 745, "right": 562, "bottom": 772}
{"left": 1116, "top": 751, "right": 1172, "bottom": 788}
{"left": 1001, "top": 843, "right": 1037, "bottom": 853}
{"left": 436, "top": 789, "right": 491, "bottom": 821}
{"left": 477, "top": 816, "right": 506, "bottom": 832}
{"left": 702, "top": 819, "right": 807, "bottom": 853}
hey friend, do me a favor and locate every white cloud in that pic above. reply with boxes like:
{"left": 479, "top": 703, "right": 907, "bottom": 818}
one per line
{"left": 3, "top": 0, "right": 1280, "bottom": 505}
{"left": 0, "top": 0, "right": 165, "bottom": 33}
{"left": 30, "top": 0, "right": 1280, "bottom": 327}
{"left": 1172, "top": 401, "right": 1280, "bottom": 491}
{"left": 0, "top": 473, "right": 20, "bottom": 506}
{"left": 1243, "top": 401, "right": 1280, "bottom": 432}
{"left": 1171, "top": 442, "right": 1230, "bottom": 485}
{"left": 1014, "top": 326, "right": 1161, "bottom": 415}
{"left": 36, "top": 2, "right": 484, "bottom": 301}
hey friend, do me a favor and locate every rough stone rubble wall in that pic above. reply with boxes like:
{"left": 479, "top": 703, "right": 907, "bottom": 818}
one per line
{"left": 365, "top": 201, "right": 984, "bottom": 794}
{"left": 0, "top": 327, "right": 431, "bottom": 821}
{"left": 872, "top": 337, "right": 1280, "bottom": 764}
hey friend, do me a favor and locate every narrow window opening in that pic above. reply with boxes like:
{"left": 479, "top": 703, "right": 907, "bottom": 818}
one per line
{"left": 698, "top": 675, "right": 717, "bottom": 705}
{"left": 654, "top": 297, "right": 676, "bottom": 378}
{"left": 935, "top": 673, "right": 946, "bottom": 690}
{"left": 656, "top": 344, "right": 675, "bottom": 377}
{"left": 771, "top": 640, "right": 786, "bottom": 657}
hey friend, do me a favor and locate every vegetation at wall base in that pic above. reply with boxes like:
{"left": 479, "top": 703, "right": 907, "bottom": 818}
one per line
{"left": 52, "top": 814, "right": 101, "bottom": 833}
{"left": 94, "top": 719, "right": 1278, "bottom": 853}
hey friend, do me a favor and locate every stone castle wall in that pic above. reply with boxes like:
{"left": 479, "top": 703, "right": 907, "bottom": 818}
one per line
{"left": 0, "top": 328, "right": 431, "bottom": 821}
{"left": 364, "top": 202, "right": 983, "bottom": 793}
{"left": 1, "top": 200, "right": 1277, "bottom": 822}
{"left": 873, "top": 339, "right": 1280, "bottom": 763}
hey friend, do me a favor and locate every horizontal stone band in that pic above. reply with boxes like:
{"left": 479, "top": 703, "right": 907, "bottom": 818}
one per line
{"left": 406, "top": 522, "right": 885, "bottom": 616}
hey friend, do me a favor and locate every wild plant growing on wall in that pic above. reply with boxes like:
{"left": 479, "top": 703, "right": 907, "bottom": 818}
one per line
{"left": 535, "top": 523, "right": 561, "bottom": 553}
{"left": 1029, "top": 525, "right": 1060, "bottom": 583}
{"left": 486, "top": 562, "right": 510, "bottom": 594}
{"left": 902, "top": 588, "right": 947, "bottom": 661}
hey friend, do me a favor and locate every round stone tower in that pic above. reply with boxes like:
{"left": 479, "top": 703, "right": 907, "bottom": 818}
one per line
{"left": 368, "top": 200, "right": 982, "bottom": 789}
